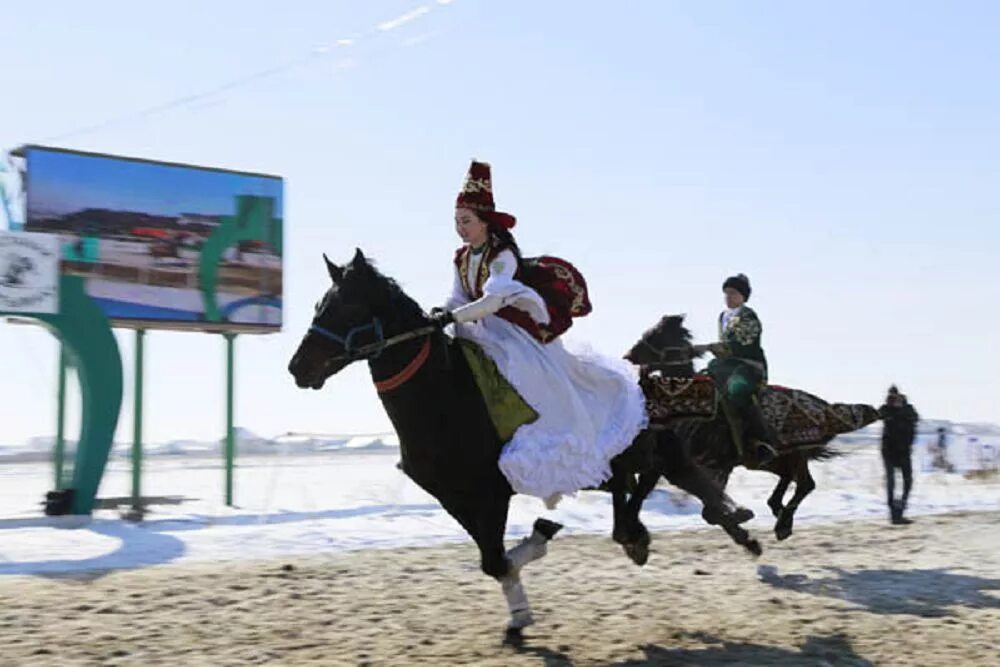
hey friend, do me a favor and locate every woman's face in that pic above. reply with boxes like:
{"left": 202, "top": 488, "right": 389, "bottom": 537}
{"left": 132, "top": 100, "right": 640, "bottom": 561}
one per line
{"left": 455, "top": 207, "right": 489, "bottom": 247}
{"left": 724, "top": 287, "right": 745, "bottom": 310}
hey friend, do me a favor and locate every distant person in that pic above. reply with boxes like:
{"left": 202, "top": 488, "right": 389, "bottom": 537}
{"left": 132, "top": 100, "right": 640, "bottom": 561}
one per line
{"left": 933, "top": 427, "right": 954, "bottom": 472}
{"left": 879, "top": 385, "right": 919, "bottom": 524}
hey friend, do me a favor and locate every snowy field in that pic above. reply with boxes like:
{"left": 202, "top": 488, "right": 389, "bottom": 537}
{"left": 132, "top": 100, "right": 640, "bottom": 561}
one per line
{"left": 1, "top": 435, "right": 996, "bottom": 577}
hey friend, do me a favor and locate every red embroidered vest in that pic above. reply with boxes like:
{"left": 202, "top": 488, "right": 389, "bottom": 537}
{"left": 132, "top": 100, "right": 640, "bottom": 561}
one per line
{"left": 454, "top": 238, "right": 592, "bottom": 343}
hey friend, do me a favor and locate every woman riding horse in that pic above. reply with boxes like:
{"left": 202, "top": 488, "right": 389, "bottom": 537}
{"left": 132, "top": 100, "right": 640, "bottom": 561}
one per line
{"left": 430, "top": 160, "right": 649, "bottom": 509}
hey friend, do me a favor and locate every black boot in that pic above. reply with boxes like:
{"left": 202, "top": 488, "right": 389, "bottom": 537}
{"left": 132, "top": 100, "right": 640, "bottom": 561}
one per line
{"left": 891, "top": 500, "right": 912, "bottom": 525}
{"left": 744, "top": 402, "right": 781, "bottom": 469}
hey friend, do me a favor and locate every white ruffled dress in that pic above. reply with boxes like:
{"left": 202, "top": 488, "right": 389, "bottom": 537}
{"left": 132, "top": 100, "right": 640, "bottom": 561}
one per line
{"left": 446, "top": 247, "right": 649, "bottom": 503}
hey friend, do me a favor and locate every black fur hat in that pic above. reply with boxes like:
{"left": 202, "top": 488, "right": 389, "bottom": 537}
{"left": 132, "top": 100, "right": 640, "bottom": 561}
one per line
{"left": 722, "top": 273, "right": 751, "bottom": 301}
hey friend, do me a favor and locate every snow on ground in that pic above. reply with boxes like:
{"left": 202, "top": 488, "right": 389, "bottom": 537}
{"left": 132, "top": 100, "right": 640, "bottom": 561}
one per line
{"left": 0, "top": 438, "right": 996, "bottom": 577}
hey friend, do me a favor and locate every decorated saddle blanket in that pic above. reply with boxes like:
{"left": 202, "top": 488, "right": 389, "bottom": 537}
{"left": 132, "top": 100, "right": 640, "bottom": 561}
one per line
{"left": 456, "top": 338, "right": 538, "bottom": 442}
{"left": 640, "top": 373, "right": 879, "bottom": 447}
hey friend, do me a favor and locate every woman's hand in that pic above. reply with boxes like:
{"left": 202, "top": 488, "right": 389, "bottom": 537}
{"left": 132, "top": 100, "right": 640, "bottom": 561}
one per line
{"left": 429, "top": 309, "right": 455, "bottom": 328}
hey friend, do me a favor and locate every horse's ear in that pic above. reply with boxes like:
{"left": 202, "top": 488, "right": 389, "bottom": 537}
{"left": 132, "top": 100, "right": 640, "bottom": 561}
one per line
{"left": 324, "top": 253, "right": 343, "bottom": 283}
{"left": 351, "top": 247, "right": 369, "bottom": 273}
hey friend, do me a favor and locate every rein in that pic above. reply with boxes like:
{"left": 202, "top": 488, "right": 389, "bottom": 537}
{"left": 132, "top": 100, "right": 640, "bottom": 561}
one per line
{"left": 310, "top": 318, "right": 438, "bottom": 392}
{"left": 635, "top": 339, "right": 702, "bottom": 370}
{"left": 310, "top": 319, "right": 436, "bottom": 362}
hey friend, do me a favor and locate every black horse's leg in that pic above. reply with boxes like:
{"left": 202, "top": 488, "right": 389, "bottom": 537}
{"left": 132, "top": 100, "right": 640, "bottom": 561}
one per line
{"left": 441, "top": 488, "right": 511, "bottom": 579}
{"left": 460, "top": 481, "right": 508, "bottom": 575}
{"left": 472, "top": 481, "right": 562, "bottom": 634}
{"left": 657, "top": 432, "right": 761, "bottom": 556}
{"left": 608, "top": 466, "right": 631, "bottom": 546}
{"left": 606, "top": 433, "right": 658, "bottom": 565}
{"left": 466, "top": 489, "right": 532, "bottom": 632}
{"left": 658, "top": 432, "right": 753, "bottom": 526}
{"left": 766, "top": 458, "right": 793, "bottom": 519}
{"left": 775, "top": 455, "right": 816, "bottom": 541}
{"left": 619, "top": 470, "right": 657, "bottom": 566}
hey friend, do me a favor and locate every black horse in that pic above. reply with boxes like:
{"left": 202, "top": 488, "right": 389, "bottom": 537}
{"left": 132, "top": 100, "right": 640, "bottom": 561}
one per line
{"left": 625, "top": 315, "right": 875, "bottom": 541}
{"left": 289, "top": 250, "right": 758, "bottom": 633}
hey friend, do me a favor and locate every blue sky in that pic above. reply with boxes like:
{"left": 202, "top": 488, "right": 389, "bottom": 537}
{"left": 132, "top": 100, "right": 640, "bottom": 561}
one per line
{"left": 26, "top": 148, "right": 283, "bottom": 218}
{"left": 1, "top": 0, "right": 997, "bottom": 448}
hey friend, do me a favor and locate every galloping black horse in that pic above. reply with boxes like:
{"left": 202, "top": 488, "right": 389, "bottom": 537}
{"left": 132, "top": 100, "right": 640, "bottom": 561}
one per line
{"left": 288, "top": 250, "right": 758, "bottom": 633}
{"left": 625, "top": 315, "right": 876, "bottom": 541}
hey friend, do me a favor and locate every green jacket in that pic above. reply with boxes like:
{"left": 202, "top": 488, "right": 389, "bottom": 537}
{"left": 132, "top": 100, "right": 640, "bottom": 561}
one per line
{"left": 714, "top": 305, "right": 768, "bottom": 381}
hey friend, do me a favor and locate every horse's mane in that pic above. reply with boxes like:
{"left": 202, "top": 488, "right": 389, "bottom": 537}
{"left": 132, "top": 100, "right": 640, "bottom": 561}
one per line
{"left": 343, "top": 254, "right": 426, "bottom": 323}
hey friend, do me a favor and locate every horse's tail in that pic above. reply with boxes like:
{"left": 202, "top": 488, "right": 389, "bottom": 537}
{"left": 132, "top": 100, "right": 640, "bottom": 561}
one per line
{"left": 806, "top": 444, "right": 845, "bottom": 461}
{"left": 780, "top": 440, "right": 846, "bottom": 462}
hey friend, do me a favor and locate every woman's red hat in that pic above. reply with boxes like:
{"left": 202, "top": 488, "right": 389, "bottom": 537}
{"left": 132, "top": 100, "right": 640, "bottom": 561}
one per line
{"left": 456, "top": 160, "right": 516, "bottom": 230}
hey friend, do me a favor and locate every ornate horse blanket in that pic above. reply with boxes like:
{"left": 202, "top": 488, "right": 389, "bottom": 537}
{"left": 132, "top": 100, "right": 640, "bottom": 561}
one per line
{"left": 640, "top": 373, "right": 879, "bottom": 447}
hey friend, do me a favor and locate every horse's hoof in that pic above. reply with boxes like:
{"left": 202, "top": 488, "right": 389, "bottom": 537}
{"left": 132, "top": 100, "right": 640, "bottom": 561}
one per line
{"left": 624, "top": 541, "right": 650, "bottom": 566}
{"left": 508, "top": 610, "right": 535, "bottom": 631}
{"left": 503, "top": 627, "right": 525, "bottom": 646}
{"left": 745, "top": 538, "right": 763, "bottom": 557}
{"left": 732, "top": 507, "right": 755, "bottom": 525}
{"left": 533, "top": 518, "right": 563, "bottom": 540}
{"left": 622, "top": 526, "right": 651, "bottom": 566}
{"left": 774, "top": 524, "right": 792, "bottom": 541}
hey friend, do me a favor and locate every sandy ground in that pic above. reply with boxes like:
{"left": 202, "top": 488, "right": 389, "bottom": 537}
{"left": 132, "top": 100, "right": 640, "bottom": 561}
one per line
{"left": 1, "top": 511, "right": 997, "bottom": 666}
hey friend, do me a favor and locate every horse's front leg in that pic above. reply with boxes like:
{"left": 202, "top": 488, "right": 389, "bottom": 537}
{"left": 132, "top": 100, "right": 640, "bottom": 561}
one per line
{"left": 657, "top": 432, "right": 761, "bottom": 556}
{"left": 470, "top": 485, "right": 562, "bottom": 634}
{"left": 619, "top": 470, "right": 657, "bottom": 566}
{"left": 607, "top": 465, "right": 631, "bottom": 546}
{"left": 659, "top": 432, "right": 754, "bottom": 527}
{"left": 498, "top": 517, "right": 563, "bottom": 636}
{"left": 774, "top": 456, "right": 816, "bottom": 541}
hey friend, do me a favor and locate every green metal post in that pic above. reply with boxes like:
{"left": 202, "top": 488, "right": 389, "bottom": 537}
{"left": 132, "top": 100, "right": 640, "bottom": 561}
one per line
{"left": 9, "top": 275, "right": 124, "bottom": 516}
{"left": 224, "top": 333, "right": 236, "bottom": 506}
{"left": 54, "top": 345, "right": 68, "bottom": 490}
{"left": 131, "top": 330, "right": 145, "bottom": 512}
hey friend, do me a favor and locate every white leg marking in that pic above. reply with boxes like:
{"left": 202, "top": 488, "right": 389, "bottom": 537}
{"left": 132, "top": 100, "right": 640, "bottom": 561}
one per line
{"left": 507, "top": 527, "right": 549, "bottom": 570}
{"left": 502, "top": 571, "right": 534, "bottom": 629}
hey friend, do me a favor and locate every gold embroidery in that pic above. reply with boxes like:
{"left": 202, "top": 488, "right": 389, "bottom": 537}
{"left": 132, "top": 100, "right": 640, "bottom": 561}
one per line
{"left": 462, "top": 177, "right": 492, "bottom": 194}
{"left": 458, "top": 247, "right": 471, "bottom": 298}
{"left": 475, "top": 244, "right": 491, "bottom": 296}
{"left": 547, "top": 261, "right": 588, "bottom": 315}
{"left": 721, "top": 310, "right": 760, "bottom": 347}
{"left": 731, "top": 315, "right": 760, "bottom": 346}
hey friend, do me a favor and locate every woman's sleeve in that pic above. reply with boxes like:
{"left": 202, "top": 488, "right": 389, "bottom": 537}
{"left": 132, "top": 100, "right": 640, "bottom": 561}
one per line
{"left": 443, "top": 264, "right": 469, "bottom": 311}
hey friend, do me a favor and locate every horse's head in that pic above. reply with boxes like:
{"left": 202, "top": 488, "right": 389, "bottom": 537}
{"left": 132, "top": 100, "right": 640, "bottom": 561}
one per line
{"left": 288, "top": 248, "right": 393, "bottom": 390}
{"left": 624, "top": 314, "right": 699, "bottom": 376}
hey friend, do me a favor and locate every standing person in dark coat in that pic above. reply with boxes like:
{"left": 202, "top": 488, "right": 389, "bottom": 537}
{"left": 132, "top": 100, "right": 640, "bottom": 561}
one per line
{"left": 879, "top": 385, "right": 919, "bottom": 524}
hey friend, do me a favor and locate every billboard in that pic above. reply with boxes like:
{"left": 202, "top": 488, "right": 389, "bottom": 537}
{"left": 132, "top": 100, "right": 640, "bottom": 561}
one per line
{"left": 19, "top": 145, "right": 283, "bottom": 332}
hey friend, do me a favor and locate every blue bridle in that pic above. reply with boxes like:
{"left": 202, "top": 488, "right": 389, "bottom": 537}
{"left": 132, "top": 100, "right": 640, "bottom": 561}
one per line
{"left": 309, "top": 317, "right": 385, "bottom": 361}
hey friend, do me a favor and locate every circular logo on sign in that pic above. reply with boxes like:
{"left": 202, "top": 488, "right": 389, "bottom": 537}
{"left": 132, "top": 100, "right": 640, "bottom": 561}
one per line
{"left": 0, "top": 234, "right": 58, "bottom": 311}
